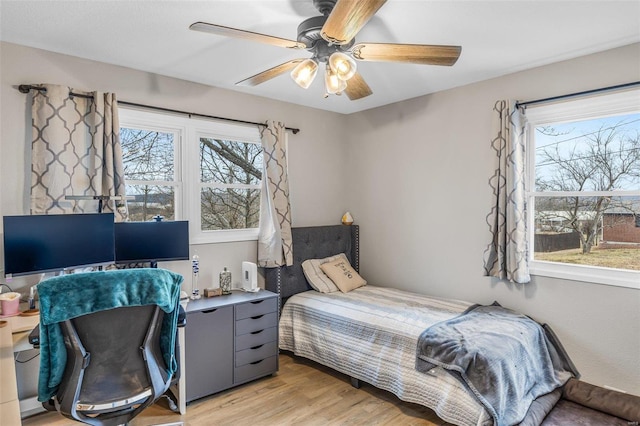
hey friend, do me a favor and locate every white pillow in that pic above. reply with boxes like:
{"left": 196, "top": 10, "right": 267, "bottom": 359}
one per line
{"left": 301, "top": 253, "right": 348, "bottom": 293}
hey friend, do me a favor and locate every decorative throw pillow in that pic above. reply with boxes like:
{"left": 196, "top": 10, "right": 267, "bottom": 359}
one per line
{"left": 301, "top": 253, "right": 347, "bottom": 293}
{"left": 319, "top": 258, "right": 367, "bottom": 293}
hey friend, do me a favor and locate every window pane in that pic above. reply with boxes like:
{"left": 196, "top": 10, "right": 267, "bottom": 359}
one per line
{"left": 201, "top": 188, "right": 260, "bottom": 231}
{"left": 199, "top": 138, "right": 262, "bottom": 185}
{"left": 126, "top": 184, "right": 175, "bottom": 221}
{"left": 534, "top": 196, "right": 640, "bottom": 271}
{"left": 535, "top": 113, "right": 640, "bottom": 192}
{"left": 121, "top": 127, "right": 175, "bottom": 181}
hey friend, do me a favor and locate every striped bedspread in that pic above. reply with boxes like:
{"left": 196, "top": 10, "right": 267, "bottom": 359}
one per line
{"left": 279, "top": 286, "right": 493, "bottom": 426}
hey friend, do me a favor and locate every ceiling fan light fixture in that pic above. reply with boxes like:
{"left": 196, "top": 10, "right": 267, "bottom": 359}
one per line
{"left": 291, "top": 58, "right": 319, "bottom": 89}
{"left": 329, "top": 51, "right": 357, "bottom": 81}
{"left": 193, "top": 0, "right": 462, "bottom": 102}
{"left": 325, "top": 65, "right": 347, "bottom": 95}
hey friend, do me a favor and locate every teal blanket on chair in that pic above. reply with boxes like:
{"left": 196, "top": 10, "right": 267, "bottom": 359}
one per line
{"left": 36, "top": 268, "right": 183, "bottom": 402}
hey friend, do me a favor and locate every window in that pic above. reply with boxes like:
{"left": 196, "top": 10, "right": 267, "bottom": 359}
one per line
{"left": 525, "top": 89, "right": 640, "bottom": 288}
{"left": 119, "top": 108, "right": 262, "bottom": 244}
{"left": 198, "top": 137, "right": 262, "bottom": 232}
{"left": 120, "top": 127, "right": 180, "bottom": 221}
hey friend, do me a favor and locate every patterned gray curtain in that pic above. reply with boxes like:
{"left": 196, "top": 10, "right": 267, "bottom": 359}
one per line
{"left": 30, "top": 84, "right": 128, "bottom": 220}
{"left": 483, "top": 100, "right": 531, "bottom": 284}
{"left": 258, "top": 120, "right": 293, "bottom": 267}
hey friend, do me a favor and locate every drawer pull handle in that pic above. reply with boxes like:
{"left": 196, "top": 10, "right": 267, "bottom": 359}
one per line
{"left": 250, "top": 329, "right": 264, "bottom": 335}
{"left": 250, "top": 344, "right": 264, "bottom": 350}
{"left": 251, "top": 315, "right": 264, "bottom": 320}
{"left": 250, "top": 359, "right": 264, "bottom": 365}
{"left": 202, "top": 308, "right": 217, "bottom": 314}
{"left": 250, "top": 300, "right": 263, "bottom": 305}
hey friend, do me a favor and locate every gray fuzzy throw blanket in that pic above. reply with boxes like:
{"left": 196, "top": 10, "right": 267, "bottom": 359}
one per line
{"left": 416, "top": 303, "right": 577, "bottom": 426}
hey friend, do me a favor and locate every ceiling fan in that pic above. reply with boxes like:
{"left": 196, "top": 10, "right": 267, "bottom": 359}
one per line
{"left": 189, "top": 0, "right": 461, "bottom": 101}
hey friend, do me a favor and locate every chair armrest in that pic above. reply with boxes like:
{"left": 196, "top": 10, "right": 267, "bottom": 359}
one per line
{"left": 29, "top": 325, "right": 40, "bottom": 347}
{"left": 177, "top": 305, "right": 186, "bottom": 327}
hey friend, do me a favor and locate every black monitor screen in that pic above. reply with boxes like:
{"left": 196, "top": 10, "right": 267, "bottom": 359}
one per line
{"left": 114, "top": 221, "right": 189, "bottom": 265}
{"left": 3, "top": 213, "right": 115, "bottom": 277}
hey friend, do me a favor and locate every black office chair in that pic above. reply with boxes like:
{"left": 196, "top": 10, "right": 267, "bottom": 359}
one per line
{"left": 37, "top": 269, "right": 184, "bottom": 426}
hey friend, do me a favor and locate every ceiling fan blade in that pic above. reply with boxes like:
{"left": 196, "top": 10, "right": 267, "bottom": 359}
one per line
{"left": 236, "top": 59, "right": 306, "bottom": 87}
{"left": 351, "top": 43, "right": 462, "bottom": 66}
{"left": 190, "top": 22, "right": 306, "bottom": 49}
{"left": 321, "top": 0, "right": 387, "bottom": 45}
{"left": 344, "top": 72, "right": 373, "bottom": 100}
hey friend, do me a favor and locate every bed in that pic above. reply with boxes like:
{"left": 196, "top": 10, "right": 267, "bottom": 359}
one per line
{"left": 265, "top": 225, "right": 574, "bottom": 426}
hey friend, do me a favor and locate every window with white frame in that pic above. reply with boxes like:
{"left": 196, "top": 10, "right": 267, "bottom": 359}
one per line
{"left": 198, "top": 136, "right": 262, "bottom": 232}
{"left": 120, "top": 126, "right": 181, "bottom": 221}
{"left": 119, "top": 108, "right": 262, "bottom": 244}
{"left": 525, "top": 89, "right": 640, "bottom": 288}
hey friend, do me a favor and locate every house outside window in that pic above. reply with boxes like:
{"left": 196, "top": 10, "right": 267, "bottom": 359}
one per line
{"left": 525, "top": 89, "right": 640, "bottom": 289}
{"left": 119, "top": 108, "right": 262, "bottom": 244}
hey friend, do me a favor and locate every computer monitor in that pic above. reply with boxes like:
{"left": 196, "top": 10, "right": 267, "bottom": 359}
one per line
{"left": 3, "top": 213, "right": 115, "bottom": 277}
{"left": 114, "top": 221, "right": 189, "bottom": 267}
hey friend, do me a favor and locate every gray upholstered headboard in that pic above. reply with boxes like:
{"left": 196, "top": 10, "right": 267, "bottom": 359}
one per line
{"left": 265, "top": 225, "right": 359, "bottom": 305}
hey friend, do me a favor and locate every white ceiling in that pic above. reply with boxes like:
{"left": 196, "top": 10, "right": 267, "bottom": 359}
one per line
{"left": 1, "top": 0, "right": 639, "bottom": 115}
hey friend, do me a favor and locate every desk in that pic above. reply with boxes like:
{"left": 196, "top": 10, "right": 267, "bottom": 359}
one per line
{"left": 1, "top": 320, "right": 21, "bottom": 426}
{"left": 1, "top": 312, "right": 40, "bottom": 425}
{"left": 174, "top": 300, "right": 188, "bottom": 415}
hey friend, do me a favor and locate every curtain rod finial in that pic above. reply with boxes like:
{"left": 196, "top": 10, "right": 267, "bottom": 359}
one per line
{"left": 18, "top": 84, "right": 32, "bottom": 94}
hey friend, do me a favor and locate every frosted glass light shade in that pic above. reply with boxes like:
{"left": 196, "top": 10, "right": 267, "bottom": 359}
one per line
{"left": 325, "top": 66, "right": 347, "bottom": 95}
{"left": 341, "top": 212, "right": 354, "bottom": 225}
{"left": 329, "top": 52, "right": 357, "bottom": 81}
{"left": 291, "top": 59, "right": 318, "bottom": 89}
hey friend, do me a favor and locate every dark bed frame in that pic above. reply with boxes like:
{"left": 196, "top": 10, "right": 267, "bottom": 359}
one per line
{"left": 264, "top": 224, "right": 359, "bottom": 310}
{"left": 262, "top": 224, "right": 640, "bottom": 425}
{"left": 264, "top": 224, "right": 363, "bottom": 387}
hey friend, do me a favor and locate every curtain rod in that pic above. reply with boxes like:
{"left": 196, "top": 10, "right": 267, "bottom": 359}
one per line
{"left": 516, "top": 81, "right": 640, "bottom": 109}
{"left": 17, "top": 84, "right": 300, "bottom": 135}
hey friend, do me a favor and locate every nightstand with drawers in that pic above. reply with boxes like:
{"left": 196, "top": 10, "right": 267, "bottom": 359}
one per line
{"left": 184, "top": 290, "right": 278, "bottom": 403}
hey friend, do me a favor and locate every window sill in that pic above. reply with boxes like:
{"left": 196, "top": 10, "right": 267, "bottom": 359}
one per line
{"left": 529, "top": 261, "right": 640, "bottom": 290}
{"left": 190, "top": 228, "right": 259, "bottom": 245}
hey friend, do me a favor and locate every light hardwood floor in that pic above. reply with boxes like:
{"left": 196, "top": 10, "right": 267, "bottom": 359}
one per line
{"left": 22, "top": 352, "right": 454, "bottom": 426}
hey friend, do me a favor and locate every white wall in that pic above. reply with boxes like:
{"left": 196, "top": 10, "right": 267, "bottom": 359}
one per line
{"left": 0, "top": 41, "right": 349, "bottom": 291}
{"left": 346, "top": 43, "right": 640, "bottom": 395}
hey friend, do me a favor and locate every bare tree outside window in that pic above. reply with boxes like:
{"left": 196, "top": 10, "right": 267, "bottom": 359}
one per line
{"left": 533, "top": 113, "right": 640, "bottom": 270}
{"left": 199, "top": 138, "right": 262, "bottom": 231}
{"left": 120, "top": 128, "right": 176, "bottom": 221}
{"left": 119, "top": 109, "right": 263, "bottom": 243}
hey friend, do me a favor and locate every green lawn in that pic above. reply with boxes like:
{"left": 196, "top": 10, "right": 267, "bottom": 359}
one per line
{"left": 535, "top": 247, "right": 640, "bottom": 271}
